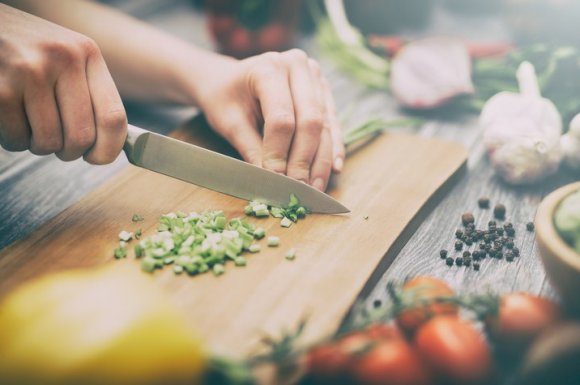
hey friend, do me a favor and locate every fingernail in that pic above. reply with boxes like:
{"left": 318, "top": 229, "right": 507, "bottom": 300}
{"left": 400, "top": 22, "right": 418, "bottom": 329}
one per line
{"left": 333, "top": 157, "right": 343, "bottom": 172}
{"left": 312, "top": 177, "right": 325, "bottom": 191}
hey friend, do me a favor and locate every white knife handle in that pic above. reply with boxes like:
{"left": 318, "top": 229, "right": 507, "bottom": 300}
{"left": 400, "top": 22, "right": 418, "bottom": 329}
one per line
{"left": 124, "top": 124, "right": 148, "bottom": 164}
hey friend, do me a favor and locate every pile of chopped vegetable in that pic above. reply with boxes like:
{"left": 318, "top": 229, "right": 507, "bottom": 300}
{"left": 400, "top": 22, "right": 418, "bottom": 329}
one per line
{"left": 113, "top": 195, "right": 308, "bottom": 276}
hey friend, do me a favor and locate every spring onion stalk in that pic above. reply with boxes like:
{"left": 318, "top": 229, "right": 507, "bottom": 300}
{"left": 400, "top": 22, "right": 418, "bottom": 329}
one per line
{"left": 343, "top": 118, "right": 423, "bottom": 146}
{"left": 131, "top": 214, "right": 144, "bottom": 222}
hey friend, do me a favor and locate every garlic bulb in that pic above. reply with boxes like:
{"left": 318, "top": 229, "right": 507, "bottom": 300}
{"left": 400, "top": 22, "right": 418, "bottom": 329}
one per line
{"left": 560, "top": 114, "right": 580, "bottom": 170}
{"left": 480, "top": 62, "right": 562, "bottom": 184}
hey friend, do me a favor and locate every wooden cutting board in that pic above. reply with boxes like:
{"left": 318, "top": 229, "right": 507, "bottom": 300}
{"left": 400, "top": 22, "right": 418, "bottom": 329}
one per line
{"left": 0, "top": 116, "right": 467, "bottom": 358}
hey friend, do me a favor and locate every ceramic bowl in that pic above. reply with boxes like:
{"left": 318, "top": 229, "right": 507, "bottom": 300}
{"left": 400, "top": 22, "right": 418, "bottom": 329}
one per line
{"left": 536, "top": 181, "right": 580, "bottom": 314}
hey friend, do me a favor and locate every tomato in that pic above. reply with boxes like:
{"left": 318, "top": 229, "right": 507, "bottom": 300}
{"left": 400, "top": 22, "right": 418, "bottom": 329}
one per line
{"left": 304, "top": 342, "right": 353, "bottom": 385}
{"left": 365, "top": 323, "right": 403, "bottom": 340}
{"left": 221, "top": 27, "right": 255, "bottom": 58}
{"left": 414, "top": 316, "right": 493, "bottom": 385}
{"left": 396, "top": 276, "right": 458, "bottom": 335}
{"left": 350, "top": 334, "right": 432, "bottom": 385}
{"left": 485, "top": 293, "right": 561, "bottom": 356}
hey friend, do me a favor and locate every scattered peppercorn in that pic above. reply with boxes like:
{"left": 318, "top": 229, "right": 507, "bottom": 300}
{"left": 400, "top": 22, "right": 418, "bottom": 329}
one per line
{"left": 462, "top": 212, "right": 475, "bottom": 226}
{"left": 464, "top": 258, "right": 471, "bottom": 267}
{"left": 488, "top": 220, "right": 497, "bottom": 227}
{"left": 496, "top": 251, "right": 503, "bottom": 259}
{"left": 527, "top": 222, "right": 535, "bottom": 231}
{"left": 506, "top": 241, "right": 514, "bottom": 249}
{"left": 506, "top": 227, "right": 515, "bottom": 237}
{"left": 503, "top": 222, "right": 513, "bottom": 230}
{"left": 474, "top": 263, "right": 480, "bottom": 271}
{"left": 512, "top": 247, "right": 520, "bottom": 257}
{"left": 506, "top": 255, "right": 514, "bottom": 262}
{"left": 455, "top": 257, "right": 464, "bottom": 266}
{"left": 440, "top": 250, "right": 448, "bottom": 259}
{"left": 478, "top": 197, "right": 490, "bottom": 209}
{"left": 455, "top": 229, "right": 463, "bottom": 239}
{"left": 479, "top": 242, "right": 486, "bottom": 250}
{"left": 463, "top": 251, "right": 471, "bottom": 258}
{"left": 466, "top": 223, "right": 476, "bottom": 231}
{"left": 465, "top": 239, "right": 473, "bottom": 246}
{"left": 494, "top": 204, "right": 506, "bottom": 219}
{"left": 455, "top": 241, "right": 463, "bottom": 251}
{"left": 446, "top": 257, "right": 454, "bottom": 266}
{"left": 496, "top": 228, "right": 504, "bottom": 236}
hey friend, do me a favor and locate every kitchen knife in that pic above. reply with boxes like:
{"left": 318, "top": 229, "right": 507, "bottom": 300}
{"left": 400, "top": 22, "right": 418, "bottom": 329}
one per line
{"left": 123, "top": 125, "right": 349, "bottom": 214}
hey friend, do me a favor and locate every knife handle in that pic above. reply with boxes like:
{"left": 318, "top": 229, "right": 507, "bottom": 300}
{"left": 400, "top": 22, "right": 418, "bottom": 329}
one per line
{"left": 124, "top": 124, "right": 148, "bottom": 165}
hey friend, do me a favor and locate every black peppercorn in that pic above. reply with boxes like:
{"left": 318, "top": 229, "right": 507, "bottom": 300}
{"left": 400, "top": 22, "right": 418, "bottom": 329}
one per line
{"left": 496, "top": 251, "right": 503, "bottom": 259}
{"left": 456, "top": 257, "right": 464, "bottom": 266}
{"left": 475, "top": 230, "right": 484, "bottom": 240}
{"left": 494, "top": 204, "right": 506, "bottom": 219}
{"left": 479, "top": 242, "right": 486, "bottom": 250}
{"left": 503, "top": 222, "right": 513, "bottom": 230}
{"left": 478, "top": 197, "right": 490, "bottom": 209}
{"left": 496, "top": 228, "right": 504, "bottom": 236}
{"left": 446, "top": 257, "right": 454, "bottom": 266}
{"left": 513, "top": 247, "right": 520, "bottom": 257}
{"left": 474, "top": 263, "right": 480, "bottom": 271}
{"left": 440, "top": 249, "right": 448, "bottom": 259}
{"left": 505, "top": 250, "right": 514, "bottom": 259}
{"left": 462, "top": 212, "right": 475, "bottom": 226}
{"left": 506, "top": 227, "right": 515, "bottom": 237}
{"left": 506, "top": 241, "right": 514, "bottom": 250}
{"left": 455, "top": 241, "right": 463, "bottom": 251}
{"left": 506, "top": 255, "right": 514, "bottom": 262}
{"left": 527, "top": 222, "right": 535, "bottom": 231}
{"left": 466, "top": 223, "right": 476, "bottom": 232}
{"left": 465, "top": 239, "right": 473, "bottom": 246}
{"left": 488, "top": 220, "right": 497, "bottom": 227}
{"left": 464, "top": 258, "right": 471, "bottom": 267}
{"left": 455, "top": 229, "right": 463, "bottom": 239}
{"left": 463, "top": 251, "right": 471, "bottom": 258}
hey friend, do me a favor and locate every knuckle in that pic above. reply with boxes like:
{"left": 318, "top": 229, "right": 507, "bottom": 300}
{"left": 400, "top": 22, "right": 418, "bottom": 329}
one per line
{"left": 299, "top": 114, "right": 325, "bottom": 135}
{"left": 84, "top": 151, "right": 117, "bottom": 165}
{"left": 259, "top": 51, "right": 283, "bottom": 66}
{"left": 262, "top": 157, "right": 287, "bottom": 174}
{"left": 75, "top": 35, "right": 100, "bottom": 58}
{"left": 287, "top": 162, "right": 311, "bottom": 182}
{"left": 284, "top": 48, "right": 308, "bottom": 62}
{"left": 44, "top": 39, "right": 81, "bottom": 66}
{"left": 267, "top": 113, "right": 295, "bottom": 136}
{"left": 69, "top": 125, "right": 95, "bottom": 150}
{"left": 30, "top": 134, "right": 63, "bottom": 155}
{"left": 99, "top": 109, "right": 128, "bottom": 133}
{"left": 308, "top": 58, "right": 322, "bottom": 75}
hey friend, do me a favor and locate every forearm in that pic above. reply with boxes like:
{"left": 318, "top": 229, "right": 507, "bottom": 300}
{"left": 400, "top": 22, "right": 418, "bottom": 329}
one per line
{"left": 3, "top": 0, "right": 234, "bottom": 106}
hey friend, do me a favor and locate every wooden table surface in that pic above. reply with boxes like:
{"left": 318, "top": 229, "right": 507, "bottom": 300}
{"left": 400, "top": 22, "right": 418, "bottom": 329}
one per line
{"left": 1, "top": 0, "right": 578, "bottom": 327}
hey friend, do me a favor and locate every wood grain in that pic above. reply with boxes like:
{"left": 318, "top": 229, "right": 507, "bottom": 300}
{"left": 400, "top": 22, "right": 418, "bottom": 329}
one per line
{"left": 0, "top": 118, "right": 466, "bottom": 358}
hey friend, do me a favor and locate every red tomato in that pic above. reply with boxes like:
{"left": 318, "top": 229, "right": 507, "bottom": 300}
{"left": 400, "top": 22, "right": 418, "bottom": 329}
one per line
{"left": 350, "top": 336, "right": 432, "bottom": 385}
{"left": 414, "top": 316, "right": 493, "bottom": 385}
{"left": 257, "top": 23, "right": 293, "bottom": 52}
{"left": 365, "top": 323, "right": 403, "bottom": 340}
{"left": 304, "top": 343, "right": 352, "bottom": 385}
{"left": 396, "top": 276, "right": 458, "bottom": 335}
{"left": 485, "top": 293, "right": 561, "bottom": 355}
{"left": 220, "top": 27, "right": 255, "bottom": 58}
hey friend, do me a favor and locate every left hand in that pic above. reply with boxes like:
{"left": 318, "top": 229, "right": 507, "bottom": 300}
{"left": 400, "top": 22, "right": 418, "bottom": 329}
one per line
{"left": 194, "top": 49, "right": 345, "bottom": 192}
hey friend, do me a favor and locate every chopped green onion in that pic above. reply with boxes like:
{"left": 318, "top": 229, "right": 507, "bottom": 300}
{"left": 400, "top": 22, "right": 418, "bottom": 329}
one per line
{"left": 280, "top": 217, "right": 293, "bottom": 228}
{"left": 118, "top": 230, "right": 133, "bottom": 242}
{"left": 132, "top": 214, "right": 144, "bottom": 222}
{"left": 249, "top": 244, "right": 261, "bottom": 253}
{"left": 254, "top": 209, "right": 270, "bottom": 217}
{"left": 173, "top": 265, "right": 184, "bottom": 274}
{"left": 285, "top": 248, "right": 297, "bottom": 260}
{"left": 135, "top": 228, "right": 142, "bottom": 240}
{"left": 267, "top": 236, "right": 280, "bottom": 247}
{"left": 113, "top": 246, "right": 127, "bottom": 259}
{"left": 254, "top": 227, "right": 266, "bottom": 239}
{"left": 212, "top": 263, "right": 225, "bottom": 276}
{"left": 234, "top": 257, "right": 247, "bottom": 266}
{"left": 141, "top": 257, "right": 157, "bottom": 272}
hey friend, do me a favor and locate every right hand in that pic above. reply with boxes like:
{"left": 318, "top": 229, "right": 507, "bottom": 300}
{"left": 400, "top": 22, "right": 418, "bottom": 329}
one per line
{"left": 0, "top": 4, "right": 127, "bottom": 164}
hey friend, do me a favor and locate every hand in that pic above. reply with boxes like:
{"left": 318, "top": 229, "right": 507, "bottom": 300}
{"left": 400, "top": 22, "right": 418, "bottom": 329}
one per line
{"left": 0, "top": 4, "right": 127, "bottom": 164}
{"left": 196, "top": 49, "right": 345, "bottom": 191}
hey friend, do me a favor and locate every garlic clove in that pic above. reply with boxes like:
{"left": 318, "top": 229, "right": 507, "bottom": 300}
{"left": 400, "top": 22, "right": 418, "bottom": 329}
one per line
{"left": 391, "top": 37, "right": 474, "bottom": 109}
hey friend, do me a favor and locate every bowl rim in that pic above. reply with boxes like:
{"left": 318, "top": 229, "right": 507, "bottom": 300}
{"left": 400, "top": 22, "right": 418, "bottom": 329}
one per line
{"left": 536, "top": 181, "right": 580, "bottom": 272}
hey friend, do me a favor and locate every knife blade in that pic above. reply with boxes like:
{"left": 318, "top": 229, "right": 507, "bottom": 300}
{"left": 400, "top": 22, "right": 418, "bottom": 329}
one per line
{"left": 123, "top": 125, "right": 349, "bottom": 214}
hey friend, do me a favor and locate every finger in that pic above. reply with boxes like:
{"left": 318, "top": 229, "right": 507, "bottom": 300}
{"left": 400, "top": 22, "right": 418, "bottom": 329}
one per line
{"left": 320, "top": 75, "right": 345, "bottom": 173}
{"left": 251, "top": 53, "right": 296, "bottom": 174}
{"left": 84, "top": 53, "right": 127, "bottom": 165}
{"left": 24, "top": 76, "right": 63, "bottom": 155}
{"left": 0, "top": 90, "right": 31, "bottom": 151}
{"left": 54, "top": 62, "right": 96, "bottom": 162}
{"left": 309, "top": 128, "right": 333, "bottom": 191}
{"left": 215, "top": 109, "right": 263, "bottom": 166}
{"left": 285, "top": 50, "right": 325, "bottom": 183}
